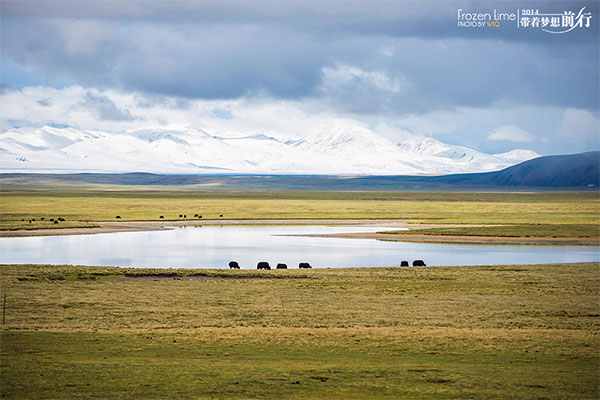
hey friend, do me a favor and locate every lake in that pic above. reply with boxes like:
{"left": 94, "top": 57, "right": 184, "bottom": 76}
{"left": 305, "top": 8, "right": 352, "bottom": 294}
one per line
{"left": 1, "top": 224, "right": 598, "bottom": 269}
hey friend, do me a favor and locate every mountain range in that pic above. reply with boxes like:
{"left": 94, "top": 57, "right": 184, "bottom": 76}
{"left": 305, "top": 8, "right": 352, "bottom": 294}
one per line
{"left": 0, "top": 124, "right": 540, "bottom": 175}
{"left": 2, "top": 151, "right": 597, "bottom": 189}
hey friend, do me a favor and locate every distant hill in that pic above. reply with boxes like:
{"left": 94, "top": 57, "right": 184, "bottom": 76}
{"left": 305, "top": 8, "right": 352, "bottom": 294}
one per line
{"left": 1, "top": 152, "right": 598, "bottom": 190}
{"left": 432, "top": 151, "right": 600, "bottom": 187}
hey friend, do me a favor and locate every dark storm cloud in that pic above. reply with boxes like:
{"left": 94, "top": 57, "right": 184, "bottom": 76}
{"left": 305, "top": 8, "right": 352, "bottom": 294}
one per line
{"left": 1, "top": 18, "right": 340, "bottom": 98}
{"left": 3, "top": 0, "right": 597, "bottom": 42}
{"left": 1, "top": 0, "right": 598, "bottom": 112}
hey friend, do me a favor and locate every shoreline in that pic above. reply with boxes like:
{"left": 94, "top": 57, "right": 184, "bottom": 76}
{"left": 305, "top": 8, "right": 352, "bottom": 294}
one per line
{"left": 0, "top": 219, "right": 412, "bottom": 237}
{"left": 0, "top": 219, "right": 598, "bottom": 246}
{"left": 296, "top": 232, "right": 600, "bottom": 246}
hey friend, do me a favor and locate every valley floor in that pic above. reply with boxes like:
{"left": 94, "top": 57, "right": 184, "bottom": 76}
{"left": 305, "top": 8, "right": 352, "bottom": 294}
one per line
{"left": 3, "top": 219, "right": 598, "bottom": 245}
{"left": 1, "top": 190, "right": 599, "bottom": 244}
{"left": 1, "top": 263, "right": 599, "bottom": 399}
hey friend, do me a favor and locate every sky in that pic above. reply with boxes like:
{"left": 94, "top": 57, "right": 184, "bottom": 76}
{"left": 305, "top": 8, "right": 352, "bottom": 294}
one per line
{"left": 1, "top": 0, "right": 599, "bottom": 155}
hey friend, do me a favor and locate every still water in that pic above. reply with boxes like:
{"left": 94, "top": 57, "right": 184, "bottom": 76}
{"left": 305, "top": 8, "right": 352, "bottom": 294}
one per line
{"left": 1, "top": 225, "right": 598, "bottom": 269}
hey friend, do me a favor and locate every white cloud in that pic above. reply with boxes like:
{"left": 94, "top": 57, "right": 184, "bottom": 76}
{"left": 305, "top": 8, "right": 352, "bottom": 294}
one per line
{"left": 488, "top": 125, "right": 535, "bottom": 142}
{"left": 372, "top": 122, "right": 415, "bottom": 142}
{"left": 321, "top": 65, "right": 403, "bottom": 93}
{"left": 1, "top": 85, "right": 596, "bottom": 155}
{"left": 558, "top": 108, "right": 600, "bottom": 149}
{"left": 0, "top": 85, "right": 354, "bottom": 140}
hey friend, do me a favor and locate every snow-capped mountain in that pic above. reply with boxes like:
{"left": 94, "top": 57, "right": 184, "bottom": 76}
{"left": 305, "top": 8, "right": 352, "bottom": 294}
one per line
{"left": 397, "top": 137, "right": 540, "bottom": 172}
{"left": 0, "top": 125, "right": 540, "bottom": 175}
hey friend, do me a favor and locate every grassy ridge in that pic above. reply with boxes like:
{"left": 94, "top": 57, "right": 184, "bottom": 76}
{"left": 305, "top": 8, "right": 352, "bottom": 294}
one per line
{"left": 1, "top": 190, "right": 598, "bottom": 233}
{"left": 1, "top": 263, "right": 598, "bottom": 399}
{"left": 383, "top": 224, "right": 600, "bottom": 238}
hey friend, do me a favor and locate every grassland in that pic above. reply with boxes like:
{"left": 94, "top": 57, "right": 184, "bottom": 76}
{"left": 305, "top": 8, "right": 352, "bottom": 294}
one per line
{"left": 1, "top": 190, "right": 599, "bottom": 238}
{"left": 1, "top": 263, "right": 599, "bottom": 399}
{"left": 384, "top": 223, "right": 600, "bottom": 239}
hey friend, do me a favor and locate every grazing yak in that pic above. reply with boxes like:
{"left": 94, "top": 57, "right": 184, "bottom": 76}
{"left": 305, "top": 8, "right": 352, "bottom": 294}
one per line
{"left": 413, "top": 260, "right": 427, "bottom": 267}
{"left": 299, "top": 262, "right": 312, "bottom": 269}
{"left": 179, "top": 214, "right": 183, "bottom": 218}
{"left": 159, "top": 216, "right": 164, "bottom": 219}
{"left": 400, "top": 261, "right": 409, "bottom": 267}
{"left": 219, "top": 214, "right": 224, "bottom": 218}
{"left": 229, "top": 261, "right": 240, "bottom": 269}
{"left": 116, "top": 216, "right": 121, "bottom": 219}
{"left": 257, "top": 261, "right": 271, "bottom": 270}
{"left": 276, "top": 263, "right": 288, "bottom": 269}
{"left": 53, "top": 220, "right": 59, "bottom": 224}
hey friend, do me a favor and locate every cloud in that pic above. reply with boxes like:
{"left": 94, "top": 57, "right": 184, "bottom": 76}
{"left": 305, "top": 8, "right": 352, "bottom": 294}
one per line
{"left": 2, "top": 85, "right": 597, "bottom": 156}
{"left": 80, "top": 92, "right": 135, "bottom": 121}
{"left": 488, "top": 125, "right": 535, "bottom": 142}
{"left": 321, "top": 65, "right": 403, "bottom": 94}
{"left": 316, "top": 64, "right": 408, "bottom": 114}
{"left": 1, "top": 3, "right": 598, "bottom": 113}
{"left": 2, "top": 1, "right": 597, "bottom": 45}
{"left": 558, "top": 108, "right": 600, "bottom": 149}
{"left": 211, "top": 108, "right": 233, "bottom": 120}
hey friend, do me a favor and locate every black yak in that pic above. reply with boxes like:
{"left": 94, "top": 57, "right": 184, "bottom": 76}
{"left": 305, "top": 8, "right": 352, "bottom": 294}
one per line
{"left": 413, "top": 260, "right": 426, "bottom": 267}
{"left": 159, "top": 216, "right": 164, "bottom": 219}
{"left": 400, "top": 261, "right": 409, "bottom": 267}
{"left": 299, "top": 262, "right": 312, "bottom": 269}
{"left": 276, "top": 263, "right": 288, "bottom": 269}
{"left": 116, "top": 216, "right": 121, "bottom": 219}
{"left": 229, "top": 261, "right": 240, "bottom": 269}
{"left": 257, "top": 262, "right": 271, "bottom": 270}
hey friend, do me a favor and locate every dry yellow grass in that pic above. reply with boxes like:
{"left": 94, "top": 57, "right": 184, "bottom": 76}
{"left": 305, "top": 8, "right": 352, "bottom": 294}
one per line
{"left": 1, "top": 263, "right": 598, "bottom": 398}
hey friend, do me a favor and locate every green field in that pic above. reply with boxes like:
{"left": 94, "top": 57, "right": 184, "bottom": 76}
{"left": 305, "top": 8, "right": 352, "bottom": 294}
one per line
{"left": 1, "top": 263, "right": 599, "bottom": 399}
{"left": 1, "top": 190, "right": 599, "bottom": 237}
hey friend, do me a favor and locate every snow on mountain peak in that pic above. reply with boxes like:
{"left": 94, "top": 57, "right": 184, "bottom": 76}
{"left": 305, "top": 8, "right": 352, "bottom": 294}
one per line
{"left": 494, "top": 149, "right": 541, "bottom": 161}
{"left": 289, "top": 123, "right": 395, "bottom": 153}
{"left": 397, "top": 136, "right": 540, "bottom": 167}
{"left": 0, "top": 125, "right": 540, "bottom": 175}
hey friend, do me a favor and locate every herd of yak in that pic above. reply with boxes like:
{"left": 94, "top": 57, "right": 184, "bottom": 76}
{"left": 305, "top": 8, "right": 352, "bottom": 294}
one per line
{"left": 22, "top": 217, "right": 64, "bottom": 224}
{"left": 229, "top": 260, "right": 427, "bottom": 269}
{"left": 228, "top": 261, "right": 312, "bottom": 270}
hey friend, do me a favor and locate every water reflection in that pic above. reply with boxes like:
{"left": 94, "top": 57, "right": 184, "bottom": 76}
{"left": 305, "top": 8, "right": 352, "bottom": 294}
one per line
{"left": 1, "top": 225, "right": 598, "bottom": 269}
